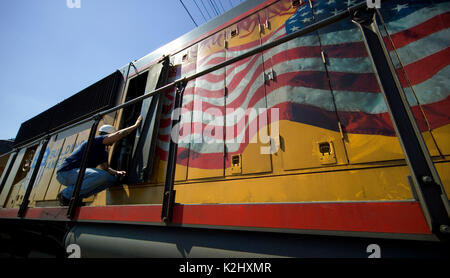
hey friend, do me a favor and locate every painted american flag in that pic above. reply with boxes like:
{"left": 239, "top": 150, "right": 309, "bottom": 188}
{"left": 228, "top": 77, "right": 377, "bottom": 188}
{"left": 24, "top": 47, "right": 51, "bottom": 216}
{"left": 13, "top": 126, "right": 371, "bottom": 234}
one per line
{"left": 153, "top": 0, "right": 450, "bottom": 176}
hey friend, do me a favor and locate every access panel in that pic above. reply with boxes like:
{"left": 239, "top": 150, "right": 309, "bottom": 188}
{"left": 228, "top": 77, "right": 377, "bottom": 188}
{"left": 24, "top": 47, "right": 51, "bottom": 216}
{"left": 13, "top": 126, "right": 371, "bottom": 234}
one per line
{"left": 312, "top": 1, "right": 406, "bottom": 164}
{"left": 31, "top": 134, "right": 65, "bottom": 202}
{"left": 0, "top": 146, "right": 37, "bottom": 208}
{"left": 225, "top": 13, "right": 272, "bottom": 176}
{"left": 128, "top": 57, "right": 169, "bottom": 184}
{"left": 188, "top": 31, "right": 226, "bottom": 180}
{"left": 377, "top": 0, "right": 450, "bottom": 156}
{"left": 261, "top": 0, "right": 347, "bottom": 171}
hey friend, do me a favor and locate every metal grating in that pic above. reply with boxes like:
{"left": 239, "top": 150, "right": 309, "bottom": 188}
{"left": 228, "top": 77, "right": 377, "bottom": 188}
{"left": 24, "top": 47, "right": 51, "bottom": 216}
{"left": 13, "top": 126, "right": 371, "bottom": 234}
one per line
{"left": 14, "top": 70, "right": 123, "bottom": 147}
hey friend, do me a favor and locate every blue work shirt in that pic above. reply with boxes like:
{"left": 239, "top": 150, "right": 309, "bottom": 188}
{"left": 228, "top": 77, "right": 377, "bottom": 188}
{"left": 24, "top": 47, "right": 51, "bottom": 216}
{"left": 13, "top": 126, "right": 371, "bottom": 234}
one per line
{"left": 57, "top": 135, "right": 108, "bottom": 172}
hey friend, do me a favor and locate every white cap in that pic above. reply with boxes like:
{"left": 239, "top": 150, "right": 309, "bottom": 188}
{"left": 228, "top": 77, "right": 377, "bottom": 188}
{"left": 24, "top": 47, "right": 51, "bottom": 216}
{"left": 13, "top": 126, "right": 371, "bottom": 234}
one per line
{"left": 99, "top": 125, "right": 117, "bottom": 134}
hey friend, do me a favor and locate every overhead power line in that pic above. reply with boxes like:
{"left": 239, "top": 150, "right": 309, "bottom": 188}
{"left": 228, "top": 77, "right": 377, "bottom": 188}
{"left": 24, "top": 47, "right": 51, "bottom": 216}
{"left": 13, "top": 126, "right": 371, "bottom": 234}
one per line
{"left": 179, "top": 0, "right": 198, "bottom": 27}
{"left": 199, "top": 0, "right": 212, "bottom": 19}
{"left": 193, "top": 0, "right": 208, "bottom": 22}
{"left": 216, "top": 0, "right": 226, "bottom": 13}
{"left": 179, "top": 0, "right": 239, "bottom": 27}
{"left": 208, "top": 0, "right": 219, "bottom": 16}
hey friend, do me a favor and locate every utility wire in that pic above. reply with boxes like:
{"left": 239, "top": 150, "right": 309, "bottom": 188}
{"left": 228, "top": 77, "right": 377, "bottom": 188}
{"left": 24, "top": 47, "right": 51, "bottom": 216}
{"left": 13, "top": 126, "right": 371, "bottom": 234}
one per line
{"left": 179, "top": 0, "right": 198, "bottom": 27}
{"left": 193, "top": 0, "right": 208, "bottom": 22}
{"left": 199, "top": 0, "right": 212, "bottom": 19}
{"left": 208, "top": 0, "right": 219, "bottom": 16}
{"left": 216, "top": 0, "right": 226, "bottom": 13}
{"left": 213, "top": 0, "right": 223, "bottom": 13}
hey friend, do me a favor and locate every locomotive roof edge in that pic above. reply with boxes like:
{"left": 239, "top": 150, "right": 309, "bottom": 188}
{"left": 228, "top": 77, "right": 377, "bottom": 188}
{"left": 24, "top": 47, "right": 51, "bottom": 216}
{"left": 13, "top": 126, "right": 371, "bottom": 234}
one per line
{"left": 117, "top": 0, "right": 270, "bottom": 77}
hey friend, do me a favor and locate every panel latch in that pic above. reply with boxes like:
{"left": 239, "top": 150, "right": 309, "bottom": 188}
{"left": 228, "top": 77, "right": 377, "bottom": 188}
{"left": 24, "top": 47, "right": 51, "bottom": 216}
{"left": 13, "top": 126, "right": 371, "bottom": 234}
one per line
{"left": 231, "top": 154, "right": 242, "bottom": 175}
{"left": 318, "top": 141, "right": 336, "bottom": 164}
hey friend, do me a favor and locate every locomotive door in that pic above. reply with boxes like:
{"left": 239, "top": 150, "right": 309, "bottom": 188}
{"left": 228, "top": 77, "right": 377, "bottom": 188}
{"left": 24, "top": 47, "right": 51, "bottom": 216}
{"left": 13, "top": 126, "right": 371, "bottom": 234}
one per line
{"left": 187, "top": 32, "right": 226, "bottom": 180}
{"left": 224, "top": 12, "right": 272, "bottom": 176}
{"left": 259, "top": 1, "right": 348, "bottom": 171}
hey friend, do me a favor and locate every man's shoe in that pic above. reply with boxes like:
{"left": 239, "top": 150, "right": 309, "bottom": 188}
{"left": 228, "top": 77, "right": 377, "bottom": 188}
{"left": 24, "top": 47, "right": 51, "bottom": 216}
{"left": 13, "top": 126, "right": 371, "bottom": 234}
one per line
{"left": 57, "top": 192, "right": 70, "bottom": 206}
{"left": 57, "top": 192, "right": 86, "bottom": 207}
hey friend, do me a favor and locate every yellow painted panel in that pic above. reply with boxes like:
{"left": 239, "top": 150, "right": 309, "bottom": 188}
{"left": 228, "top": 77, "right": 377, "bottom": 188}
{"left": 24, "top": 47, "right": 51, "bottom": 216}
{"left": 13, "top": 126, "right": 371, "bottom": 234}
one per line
{"left": 259, "top": 0, "right": 295, "bottom": 41}
{"left": 44, "top": 133, "right": 79, "bottom": 200}
{"left": 107, "top": 185, "right": 163, "bottom": 205}
{"left": 423, "top": 131, "right": 441, "bottom": 157}
{"left": 226, "top": 13, "right": 260, "bottom": 50}
{"left": 31, "top": 136, "right": 65, "bottom": 202}
{"left": 175, "top": 163, "right": 188, "bottom": 182}
{"left": 225, "top": 131, "right": 272, "bottom": 176}
{"left": 188, "top": 167, "right": 224, "bottom": 181}
{"left": 175, "top": 165, "right": 414, "bottom": 204}
{"left": 0, "top": 153, "right": 11, "bottom": 178}
{"left": 345, "top": 130, "right": 441, "bottom": 164}
{"left": 0, "top": 154, "right": 13, "bottom": 202}
{"left": 432, "top": 124, "right": 450, "bottom": 156}
{"left": 148, "top": 156, "right": 166, "bottom": 184}
{"left": 435, "top": 162, "right": 450, "bottom": 199}
{"left": 4, "top": 180, "right": 24, "bottom": 208}
{"left": 0, "top": 148, "right": 29, "bottom": 207}
{"left": 17, "top": 143, "right": 44, "bottom": 202}
{"left": 90, "top": 190, "right": 107, "bottom": 206}
{"left": 278, "top": 120, "right": 347, "bottom": 170}
{"left": 345, "top": 133, "right": 404, "bottom": 164}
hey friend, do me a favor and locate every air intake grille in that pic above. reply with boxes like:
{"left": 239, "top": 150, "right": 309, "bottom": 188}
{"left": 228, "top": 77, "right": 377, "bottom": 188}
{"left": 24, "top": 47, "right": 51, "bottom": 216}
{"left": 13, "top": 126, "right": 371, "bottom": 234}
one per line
{"left": 14, "top": 70, "right": 123, "bottom": 146}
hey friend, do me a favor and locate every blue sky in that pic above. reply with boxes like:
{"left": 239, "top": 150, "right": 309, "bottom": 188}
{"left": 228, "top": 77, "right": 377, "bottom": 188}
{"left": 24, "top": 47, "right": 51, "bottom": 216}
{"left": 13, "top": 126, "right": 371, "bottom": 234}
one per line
{"left": 0, "top": 0, "right": 242, "bottom": 140}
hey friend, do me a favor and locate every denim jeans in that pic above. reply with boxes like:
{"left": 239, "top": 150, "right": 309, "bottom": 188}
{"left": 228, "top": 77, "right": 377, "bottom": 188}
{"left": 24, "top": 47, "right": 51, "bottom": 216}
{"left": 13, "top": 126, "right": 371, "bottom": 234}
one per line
{"left": 57, "top": 168, "right": 117, "bottom": 200}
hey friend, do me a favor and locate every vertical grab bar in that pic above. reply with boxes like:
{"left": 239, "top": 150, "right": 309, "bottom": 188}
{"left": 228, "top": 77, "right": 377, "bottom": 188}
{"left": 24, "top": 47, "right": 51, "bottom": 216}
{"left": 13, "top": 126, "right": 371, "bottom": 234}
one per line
{"left": 0, "top": 151, "right": 18, "bottom": 199}
{"left": 67, "top": 117, "right": 101, "bottom": 219}
{"left": 161, "top": 80, "right": 187, "bottom": 223}
{"left": 18, "top": 137, "right": 50, "bottom": 217}
{"left": 352, "top": 8, "right": 450, "bottom": 238}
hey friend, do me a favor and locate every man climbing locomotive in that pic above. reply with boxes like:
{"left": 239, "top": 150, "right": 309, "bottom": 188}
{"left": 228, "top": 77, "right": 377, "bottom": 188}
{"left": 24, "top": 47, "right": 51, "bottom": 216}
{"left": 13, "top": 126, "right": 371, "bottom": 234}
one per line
{"left": 56, "top": 116, "right": 142, "bottom": 206}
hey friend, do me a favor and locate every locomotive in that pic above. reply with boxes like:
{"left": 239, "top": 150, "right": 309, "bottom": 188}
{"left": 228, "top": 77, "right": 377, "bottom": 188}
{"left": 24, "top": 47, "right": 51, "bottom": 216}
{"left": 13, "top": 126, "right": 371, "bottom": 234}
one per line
{"left": 0, "top": 0, "right": 449, "bottom": 258}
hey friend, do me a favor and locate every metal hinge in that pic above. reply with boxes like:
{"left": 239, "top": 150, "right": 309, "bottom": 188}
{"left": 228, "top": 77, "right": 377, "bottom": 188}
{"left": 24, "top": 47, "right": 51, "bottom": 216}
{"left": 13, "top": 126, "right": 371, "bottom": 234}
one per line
{"left": 265, "top": 19, "right": 271, "bottom": 30}
{"left": 321, "top": 50, "right": 327, "bottom": 64}
{"left": 338, "top": 121, "right": 344, "bottom": 139}
{"left": 264, "top": 68, "right": 275, "bottom": 83}
{"left": 259, "top": 20, "right": 271, "bottom": 33}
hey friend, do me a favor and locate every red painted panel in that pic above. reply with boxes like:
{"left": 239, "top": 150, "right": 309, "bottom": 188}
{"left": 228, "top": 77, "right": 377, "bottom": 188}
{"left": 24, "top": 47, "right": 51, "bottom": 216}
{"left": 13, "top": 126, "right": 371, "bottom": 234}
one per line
{"left": 0, "top": 208, "right": 19, "bottom": 219}
{"left": 75, "top": 205, "right": 161, "bottom": 223}
{"left": 0, "top": 202, "right": 431, "bottom": 235}
{"left": 172, "top": 202, "right": 431, "bottom": 234}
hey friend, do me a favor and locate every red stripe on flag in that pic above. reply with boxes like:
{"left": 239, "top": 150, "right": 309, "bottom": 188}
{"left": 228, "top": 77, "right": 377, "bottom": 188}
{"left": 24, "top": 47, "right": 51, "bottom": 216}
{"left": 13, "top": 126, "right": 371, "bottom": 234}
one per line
{"left": 385, "top": 12, "right": 450, "bottom": 51}
{"left": 421, "top": 95, "right": 450, "bottom": 130}
{"left": 398, "top": 47, "right": 450, "bottom": 87}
